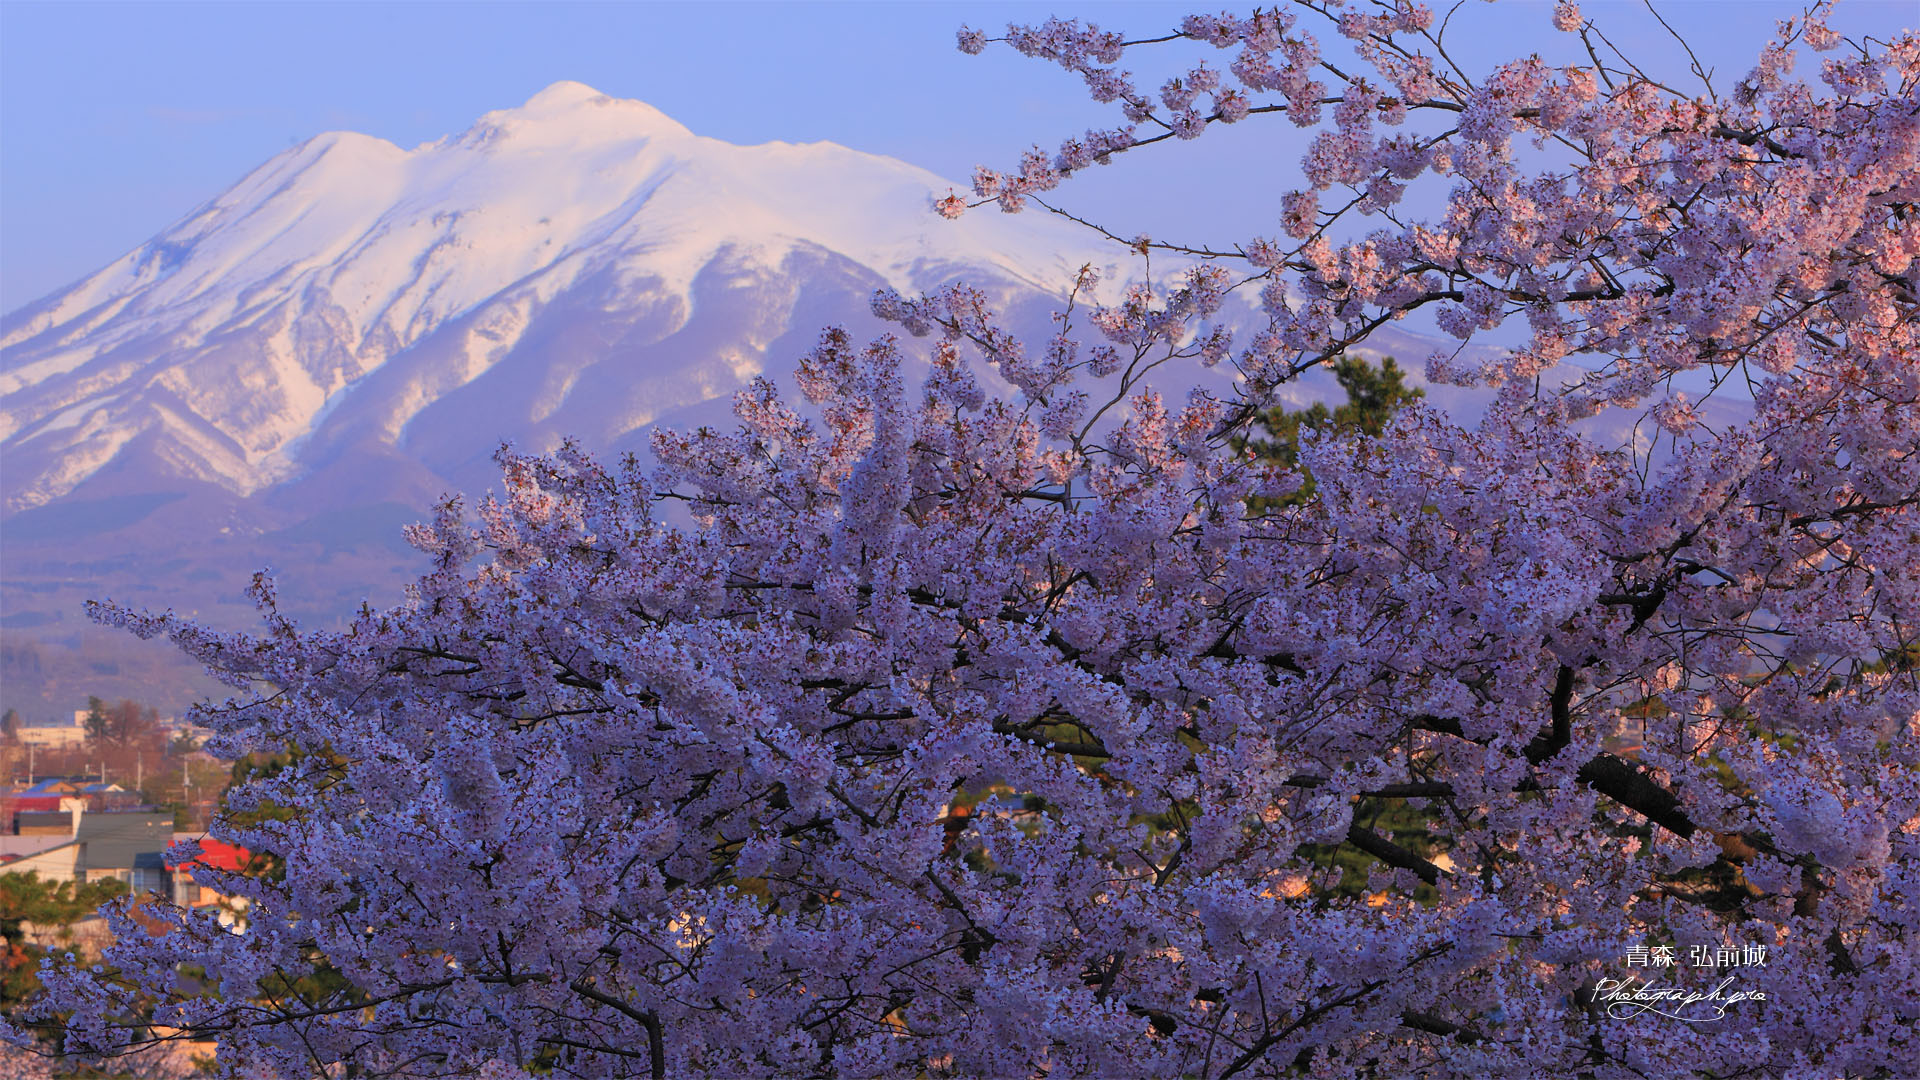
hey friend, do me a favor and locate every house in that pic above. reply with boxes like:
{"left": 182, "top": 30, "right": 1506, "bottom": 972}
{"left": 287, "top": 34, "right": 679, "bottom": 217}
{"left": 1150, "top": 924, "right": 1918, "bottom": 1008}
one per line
{"left": 16, "top": 779, "right": 84, "bottom": 797}
{"left": 18, "top": 779, "right": 129, "bottom": 799}
{"left": 5, "top": 780, "right": 134, "bottom": 827}
{"left": 4, "top": 780, "right": 135, "bottom": 834}
{"left": 0, "top": 802, "right": 252, "bottom": 915}
{"left": 0, "top": 810, "right": 175, "bottom": 894}
{"left": 167, "top": 833, "right": 251, "bottom": 908}
{"left": 72, "top": 811, "right": 174, "bottom": 893}
{"left": 0, "top": 835, "right": 83, "bottom": 881}
{"left": 2, "top": 793, "right": 66, "bottom": 831}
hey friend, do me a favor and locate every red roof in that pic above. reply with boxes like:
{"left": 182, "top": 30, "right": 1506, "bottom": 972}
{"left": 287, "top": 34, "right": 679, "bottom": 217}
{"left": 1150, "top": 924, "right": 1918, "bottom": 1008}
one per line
{"left": 168, "top": 837, "right": 251, "bottom": 874}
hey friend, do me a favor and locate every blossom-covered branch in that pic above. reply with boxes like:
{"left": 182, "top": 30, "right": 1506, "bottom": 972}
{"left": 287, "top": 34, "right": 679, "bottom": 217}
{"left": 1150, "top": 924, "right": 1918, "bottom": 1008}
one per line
{"left": 11, "top": 2, "right": 1917, "bottom": 1077}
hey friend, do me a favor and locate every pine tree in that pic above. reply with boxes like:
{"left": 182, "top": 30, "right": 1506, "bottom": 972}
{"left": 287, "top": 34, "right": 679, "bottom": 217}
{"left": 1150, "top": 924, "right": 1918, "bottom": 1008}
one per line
{"left": 0, "top": 873, "right": 126, "bottom": 1013}
{"left": 1237, "top": 355, "right": 1424, "bottom": 507}
{"left": 80, "top": 696, "right": 108, "bottom": 745}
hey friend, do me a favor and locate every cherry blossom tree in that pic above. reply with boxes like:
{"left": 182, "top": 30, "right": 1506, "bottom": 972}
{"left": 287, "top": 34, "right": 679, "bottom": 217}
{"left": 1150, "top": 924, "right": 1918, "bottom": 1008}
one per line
{"left": 10, "top": 1, "right": 1918, "bottom": 1076}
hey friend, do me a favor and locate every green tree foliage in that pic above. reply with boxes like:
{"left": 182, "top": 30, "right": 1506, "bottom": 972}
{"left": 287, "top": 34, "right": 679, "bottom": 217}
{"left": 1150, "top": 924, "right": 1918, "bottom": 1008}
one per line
{"left": 213, "top": 748, "right": 365, "bottom": 1021}
{"left": 1235, "top": 356, "right": 1440, "bottom": 895}
{"left": 219, "top": 750, "right": 307, "bottom": 883}
{"left": 80, "top": 696, "right": 108, "bottom": 746}
{"left": 1237, "top": 355, "right": 1424, "bottom": 507}
{"left": 0, "top": 872, "right": 127, "bottom": 1013}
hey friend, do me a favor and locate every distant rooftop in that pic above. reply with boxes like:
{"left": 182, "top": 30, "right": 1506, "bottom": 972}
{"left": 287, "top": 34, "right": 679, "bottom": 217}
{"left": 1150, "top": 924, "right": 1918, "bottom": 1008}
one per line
{"left": 0, "top": 834, "right": 73, "bottom": 861}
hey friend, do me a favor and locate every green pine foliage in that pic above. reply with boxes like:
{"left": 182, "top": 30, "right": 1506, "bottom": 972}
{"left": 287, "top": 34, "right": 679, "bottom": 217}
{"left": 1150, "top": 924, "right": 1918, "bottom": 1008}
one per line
{"left": 1237, "top": 355, "right": 1424, "bottom": 509}
{"left": 1236, "top": 356, "right": 1443, "bottom": 896}
{"left": 0, "top": 872, "right": 128, "bottom": 1014}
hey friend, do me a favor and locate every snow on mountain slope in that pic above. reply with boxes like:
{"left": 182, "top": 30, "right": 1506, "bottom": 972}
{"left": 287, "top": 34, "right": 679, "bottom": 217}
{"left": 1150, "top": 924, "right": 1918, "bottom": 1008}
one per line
{"left": 0, "top": 81, "right": 1122, "bottom": 513}
{"left": 0, "top": 81, "right": 1741, "bottom": 663}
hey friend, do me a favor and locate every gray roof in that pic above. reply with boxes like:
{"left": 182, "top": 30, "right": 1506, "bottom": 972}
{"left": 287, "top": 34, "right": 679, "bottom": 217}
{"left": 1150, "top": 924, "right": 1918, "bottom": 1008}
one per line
{"left": 75, "top": 812, "right": 174, "bottom": 873}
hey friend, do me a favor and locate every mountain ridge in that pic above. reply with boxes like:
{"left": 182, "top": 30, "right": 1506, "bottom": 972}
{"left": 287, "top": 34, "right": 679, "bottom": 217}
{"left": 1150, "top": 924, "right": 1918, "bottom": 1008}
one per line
{"left": 0, "top": 81, "right": 1158, "bottom": 708}
{"left": 1, "top": 81, "right": 1120, "bottom": 513}
{"left": 0, "top": 81, "right": 1719, "bottom": 718}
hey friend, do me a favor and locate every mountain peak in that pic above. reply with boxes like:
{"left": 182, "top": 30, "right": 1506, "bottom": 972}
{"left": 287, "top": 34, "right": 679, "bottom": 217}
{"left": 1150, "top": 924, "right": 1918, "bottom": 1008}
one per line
{"left": 0, "top": 78, "right": 1117, "bottom": 517}
{"left": 523, "top": 80, "right": 611, "bottom": 109}
{"left": 508, "top": 81, "right": 692, "bottom": 138}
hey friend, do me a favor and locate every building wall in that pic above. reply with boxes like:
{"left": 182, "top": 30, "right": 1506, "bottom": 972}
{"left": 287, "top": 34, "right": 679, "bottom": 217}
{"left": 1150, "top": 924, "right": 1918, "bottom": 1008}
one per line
{"left": 15, "top": 811, "right": 75, "bottom": 836}
{"left": 16, "top": 725, "right": 86, "bottom": 749}
{"left": 3, "top": 840, "right": 82, "bottom": 882}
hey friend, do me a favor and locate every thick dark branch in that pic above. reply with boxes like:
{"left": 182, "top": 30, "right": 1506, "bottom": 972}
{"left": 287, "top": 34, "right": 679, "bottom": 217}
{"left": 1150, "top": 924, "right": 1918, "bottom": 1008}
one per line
{"left": 1282, "top": 776, "right": 1454, "bottom": 800}
{"left": 1409, "top": 713, "right": 1467, "bottom": 739}
{"left": 923, "top": 869, "right": 999, "bottom": 963}
{"left": 1400, "top": 1009, "right": 1487, "bottom": 1044}
{"left": 1788, "top": 493, "right": 1920, "bottom": 528}
{"left": 570, "top": 979, "right": 667, "bottom": 1080}
{"left": 991, "top": 720, "right": 1110, "bottom": 759}
{"left": 1203, "top": 639, "right": 1306, "bottom": 674}
{"left": 1708, "top": 123, "right": 1798, "bottom": 160}
{"left": 1344, "top": 823, "right": 1446, "bottom": 885}
{"left": 1597, "top": 583, "right": 1670, "bottom": 632}
{"left": 1412, "top": 715, "right": 1695, "bottom": 835}
{"left": 1573, "top": 754, "right": 1696, "bottom": 838}
{"left": 1155, "top": 829, "right": 1192, "bottom": 887}
{"left": 1385, "top": 708, "right": 1752, "bottom": 849}
{"left": 1523, "top": 665, "right": 1577, "bottom": 765}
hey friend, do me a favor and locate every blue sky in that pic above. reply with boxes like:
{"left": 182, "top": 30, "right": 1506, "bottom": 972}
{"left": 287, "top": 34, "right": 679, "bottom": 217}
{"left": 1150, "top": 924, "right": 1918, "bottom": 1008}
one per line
{"left": 1, "top": 0, "right": 1910, "bottom": 312}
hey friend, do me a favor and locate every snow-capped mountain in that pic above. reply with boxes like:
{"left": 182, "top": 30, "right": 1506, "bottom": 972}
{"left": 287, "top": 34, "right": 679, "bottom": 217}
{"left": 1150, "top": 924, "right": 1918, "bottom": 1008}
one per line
{"left": 0, "top": 81, "right": 1170, "bottom": 702}
{"left": 0, "top": 81, "right": 1733, "bottom": 713}
{"left": 1, "top": 81, "right": 1126, "bottom": 517}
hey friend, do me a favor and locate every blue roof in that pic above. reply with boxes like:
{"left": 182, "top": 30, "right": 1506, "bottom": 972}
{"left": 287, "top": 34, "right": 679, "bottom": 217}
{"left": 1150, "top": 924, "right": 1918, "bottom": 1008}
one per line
{"left": 16, "top": 778, "right": 124, "bottom": 796}
{"left": 19, "top": 779, "right": 77, "bottom": 796}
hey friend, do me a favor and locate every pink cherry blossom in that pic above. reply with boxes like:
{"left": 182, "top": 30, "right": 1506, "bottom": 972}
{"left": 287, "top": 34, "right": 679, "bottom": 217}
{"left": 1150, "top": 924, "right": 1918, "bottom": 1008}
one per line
{"left": 15, "top": 4, "right": 1920, "bottom": 1078}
